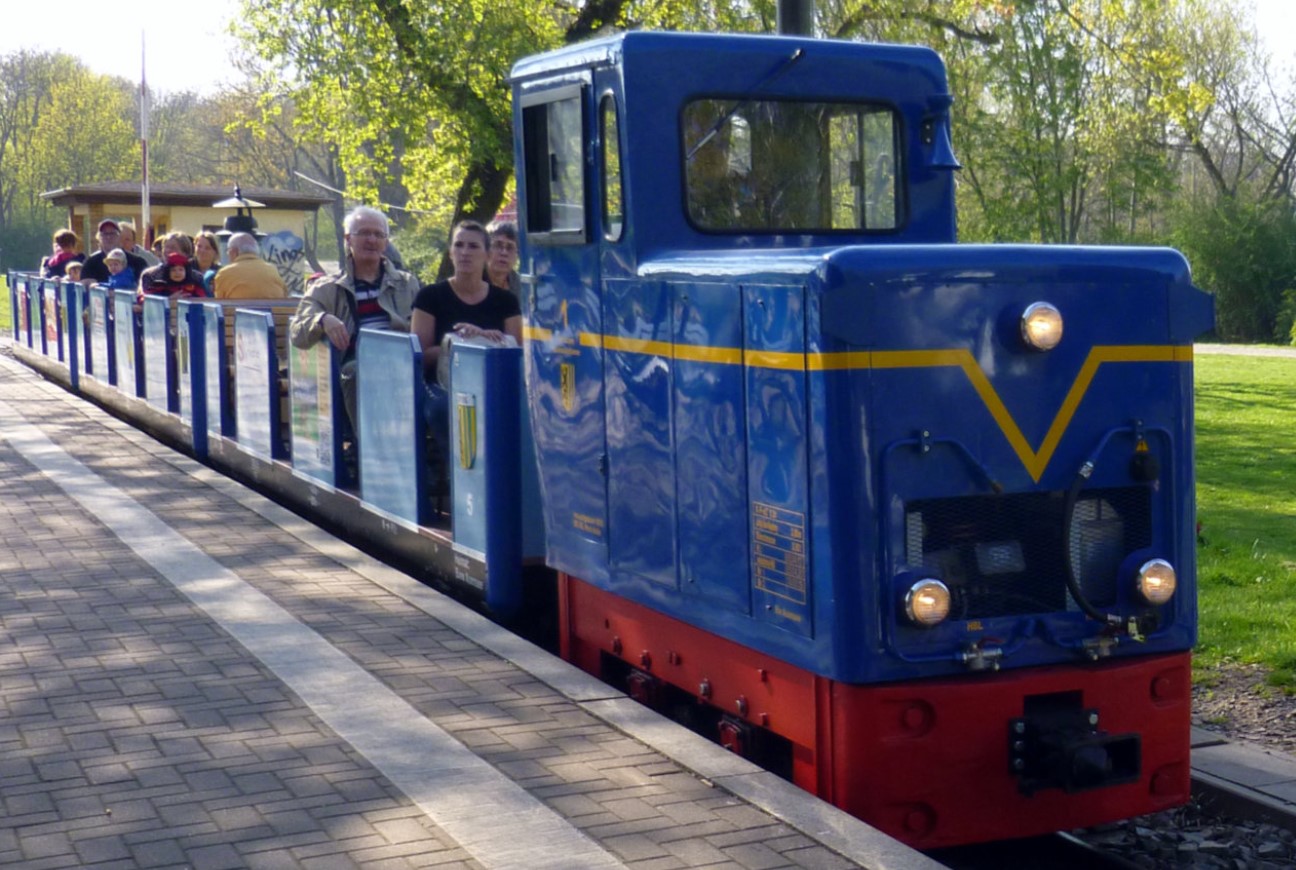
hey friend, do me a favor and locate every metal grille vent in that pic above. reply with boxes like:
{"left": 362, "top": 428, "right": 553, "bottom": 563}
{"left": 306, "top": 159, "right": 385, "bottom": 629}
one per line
{"left": 903, "top": 488, "right": 1152, "bottom": 620}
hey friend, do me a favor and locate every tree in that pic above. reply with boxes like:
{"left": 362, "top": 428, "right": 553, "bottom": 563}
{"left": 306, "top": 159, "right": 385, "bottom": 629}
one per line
{"left": 19, "top": 66, "right": 138, "bottom": 204}
{"left": 213, "top": 77, "right": 351, "bottom": 266}
{"left": 1172, "top": 191, "right": 1296, "bottom": 341}
{"left": 1149, "top": 0, "right": 1296, "bottom": 340}
{"left": 235, "top": 0, "right": 762, "bottom": 275}
{"left": 0, "top": 51, "right": 138, "bottom": 269}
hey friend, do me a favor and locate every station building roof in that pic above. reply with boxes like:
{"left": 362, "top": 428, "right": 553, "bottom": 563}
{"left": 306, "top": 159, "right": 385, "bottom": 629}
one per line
{"left": 41, "top": 182, "right": 332, "bottom": 211}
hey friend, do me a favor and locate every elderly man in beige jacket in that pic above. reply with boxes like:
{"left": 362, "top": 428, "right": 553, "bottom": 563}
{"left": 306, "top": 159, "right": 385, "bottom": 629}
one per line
{"left": 213, "top": 233, "right": 287, "bottom": 299}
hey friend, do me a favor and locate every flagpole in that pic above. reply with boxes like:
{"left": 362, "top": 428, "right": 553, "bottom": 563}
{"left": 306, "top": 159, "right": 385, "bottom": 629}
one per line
{"left": 140, "top": 32, "right": 151, "bottom": 247}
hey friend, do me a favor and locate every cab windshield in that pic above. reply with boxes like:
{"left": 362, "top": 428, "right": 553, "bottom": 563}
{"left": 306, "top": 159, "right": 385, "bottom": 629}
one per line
{"left": 683, "top": 98, "right": 899, "bottom": 232}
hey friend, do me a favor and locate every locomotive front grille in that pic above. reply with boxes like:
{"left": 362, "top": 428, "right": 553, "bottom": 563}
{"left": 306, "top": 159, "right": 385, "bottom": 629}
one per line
{"left": 903, "top": 488, "right": 1152, "bottom": 621}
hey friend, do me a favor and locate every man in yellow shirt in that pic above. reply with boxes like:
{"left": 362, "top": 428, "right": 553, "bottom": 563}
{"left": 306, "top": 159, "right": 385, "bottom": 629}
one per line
{"left": 213, "top": 233, "right": 287, "bottom": 299}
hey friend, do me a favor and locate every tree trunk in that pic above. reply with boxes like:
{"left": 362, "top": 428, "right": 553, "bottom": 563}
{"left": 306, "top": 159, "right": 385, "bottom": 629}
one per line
{"left": 436, "top": 156, "right": 512, "bottom": 280}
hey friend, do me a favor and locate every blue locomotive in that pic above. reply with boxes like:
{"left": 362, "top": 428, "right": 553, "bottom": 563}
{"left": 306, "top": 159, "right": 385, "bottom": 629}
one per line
{"left": 9, "top": 29, "right": 1213, "bottom": 849}
{"left": 514, "top": 31, "right": 1211, "bottom": 846}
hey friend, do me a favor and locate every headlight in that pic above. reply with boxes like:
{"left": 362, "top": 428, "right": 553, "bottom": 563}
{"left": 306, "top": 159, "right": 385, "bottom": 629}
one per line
{"left": 905, "top": 579, "right": 951, "bottom": 627}
{"left": 1136, "top": 558, "right": 1176, "bottom": 605}
{"left": 1021, "top": 302, "right": 1063, "bottom": 351}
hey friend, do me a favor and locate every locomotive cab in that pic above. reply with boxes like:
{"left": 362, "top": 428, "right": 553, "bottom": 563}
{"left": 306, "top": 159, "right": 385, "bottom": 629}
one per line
{"left": 514, "top": 30, "right": 960, "bottom": 603}
{"left": 512, "top": 31, "right": 1213, "bottom": 847}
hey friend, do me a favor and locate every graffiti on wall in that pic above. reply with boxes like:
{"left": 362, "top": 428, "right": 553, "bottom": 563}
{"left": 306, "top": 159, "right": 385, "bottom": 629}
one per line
{"left": 261, "top": 231, "right": 307, "bottom": 295}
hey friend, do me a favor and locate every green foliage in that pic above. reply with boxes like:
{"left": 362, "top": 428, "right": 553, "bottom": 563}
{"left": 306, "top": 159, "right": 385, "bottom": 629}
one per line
{"left": 237, "top": 0, "right": 556, "bottom": 224}
{"left": 389, "top": 217, "right": 450, "bottom": 285}
{"left": 0, "top": 210, "right": 65, "bottom": 274}
{"left": 234, "top": 0, "right": 766, "bottom": 252}
{"left": 1171, "top": 192, "right": 1296, "bottom": 342}
{"left": 20, "top": 65, "right": 139, "bottom": 196}
{"left": 1195, "top": 354, "right": 1296, "bottom": 675}
{"left": 0, "top": 51, "right": 139, "bottom": 269}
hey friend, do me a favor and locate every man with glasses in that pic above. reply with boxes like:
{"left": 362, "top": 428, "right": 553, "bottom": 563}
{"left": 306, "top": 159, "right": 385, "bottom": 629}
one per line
{"left": 485, "top": 220, "right": 521, "bottom": 296}
{"left": 80, "top": 219, "right": 149, "bottom": 286}
{"left": 289, "top": 206, "right": 419, "bottom": 439}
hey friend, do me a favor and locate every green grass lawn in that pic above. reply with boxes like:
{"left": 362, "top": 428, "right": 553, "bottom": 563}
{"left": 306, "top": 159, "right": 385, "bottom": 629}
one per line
{"left": 1195, "top": 352, "right": 1296, "bottom": 690}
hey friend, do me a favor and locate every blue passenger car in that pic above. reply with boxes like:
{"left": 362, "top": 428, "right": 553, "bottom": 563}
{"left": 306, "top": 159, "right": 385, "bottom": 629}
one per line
{"left": 512, "top": 31, "right": 1212, "bottom": 847}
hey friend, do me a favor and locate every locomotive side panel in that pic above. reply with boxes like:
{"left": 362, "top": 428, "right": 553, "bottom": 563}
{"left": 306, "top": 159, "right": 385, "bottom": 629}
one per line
{"left": 672, "top": 281, "right": 751, "bottom": 613}
{"left": 745, "top": 283, "right": 813, "bottom": 638}
{"left": 604, "top": 278, "right": 678, "bottom": 588}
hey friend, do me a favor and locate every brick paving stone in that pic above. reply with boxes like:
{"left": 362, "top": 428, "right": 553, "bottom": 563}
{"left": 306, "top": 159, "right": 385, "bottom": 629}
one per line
{"left": 72, "top": 833, "right": 131, "bottom": 864}
{"left": 706, "top": 826, "right": 794, "bottom": 849}
{"left": 18, "top": 829, "right": 73, "bottom": 861}
{"left": 96, "top": 799, "right": 157, "bottom": 824}
{"left": 0, "top": 358, "right": 923, "bottom": 870}
{"left": 628, "top": 857, "right": 689, "bottom": 870}
{"left": 720, "top": 842, "right": 790, "bottom": 870}
{"left": 188, "top": 842, "right": 246, "bottom": 870}
{"left": 130, "top": 838, "right": 187, "bottom": 866}
{"left": 545, "top": 793, "right": 606, "bottom": 818}
{"left": 591, "top": 816, "right": 691, "bottom": 840}
{"left": 209, "top": 805, "right": 267, "bottom": 830}
{"left": 371, "top": 817, "right": 433, "bottom": 845}
{"left": 53, "top": 794, "right": 108, "bottom": 819}
{"left": 605, "top": 796, "right": 664, "bottom": 822}
{"left": 243, "top": 850, "right": 304, "bottom": 870}
{"left": 658, "top": 821, "right": 746, "bottom": 843}
{"left": 663, "top": 836, "right": 733, "bottom": 866}
{"left": 605, "top": 832, "right": 672, "bottom": 861}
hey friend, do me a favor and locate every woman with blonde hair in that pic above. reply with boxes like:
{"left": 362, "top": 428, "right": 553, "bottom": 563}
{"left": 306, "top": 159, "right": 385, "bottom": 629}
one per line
{"left": 192, "top": 230, "right": 222, "bottom": 291}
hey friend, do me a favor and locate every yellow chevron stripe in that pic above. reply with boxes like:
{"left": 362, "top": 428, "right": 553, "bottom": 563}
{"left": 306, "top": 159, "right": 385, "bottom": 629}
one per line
{"left": 811, "top": 345, "right": 1181, "bottom": 481}
{"left": 527, "top": 329, "right": 1187, "bottom": 481}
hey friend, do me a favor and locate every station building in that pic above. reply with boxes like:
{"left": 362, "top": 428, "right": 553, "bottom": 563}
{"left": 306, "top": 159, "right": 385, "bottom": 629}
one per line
{"left": 41, "top": 182, "right": 333, "bottom": 295}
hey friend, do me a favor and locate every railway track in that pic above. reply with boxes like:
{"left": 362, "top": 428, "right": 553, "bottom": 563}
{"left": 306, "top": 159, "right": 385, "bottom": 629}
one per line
{"left": 931, "top": 831, "right": 1144, "bottom": 869}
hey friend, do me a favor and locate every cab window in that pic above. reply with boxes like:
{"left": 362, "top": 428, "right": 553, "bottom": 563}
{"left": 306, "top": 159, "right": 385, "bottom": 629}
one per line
{"left": 600, "top": 93, "right": 625, "bottom": 242}
{"left": 684, "top": 98, "right": 900, "bottom": 232}
{"left": 522, "top": 86, "right": 586, "bottom": 241}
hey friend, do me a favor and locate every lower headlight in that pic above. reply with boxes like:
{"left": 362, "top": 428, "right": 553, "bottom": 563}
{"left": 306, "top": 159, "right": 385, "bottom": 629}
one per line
{"left": 1136, "top": 558, "right": 1176, "bottom": 605}
{"left": 905, "top": 579, "right": 951, "bottom": 627}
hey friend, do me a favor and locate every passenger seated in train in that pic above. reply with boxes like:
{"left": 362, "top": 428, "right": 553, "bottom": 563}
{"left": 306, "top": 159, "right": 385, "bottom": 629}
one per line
{"left": 137, "top": 233, "right": 207, "bottom": 301}
{"left": 213, "top": 233, "right": 287, "bottom": 299}
{"left": 40, "top": 229, "right": 84, "bottom": 278}
{"left": 485, "top": 220, "right": 521, "bottom": 296}
{"left": 142, "top": 254, "right": 207, "bottom": 300}
{"left": 288, "top": 205, "right": 419, "bottom": 440}
{"left": 119, "top": 221, "right": 159, "bottom": 268}
{"left": 102, "top": 249, "right": 137, "bottom": 290}
{"left": 411, "top": 220, "right": 522, "bottom": 473}
{"left": 81, "top": 220, "right": 148, "bottom": 286}
{"left": 192, "top": 231, "right": 222, "bottom": 293}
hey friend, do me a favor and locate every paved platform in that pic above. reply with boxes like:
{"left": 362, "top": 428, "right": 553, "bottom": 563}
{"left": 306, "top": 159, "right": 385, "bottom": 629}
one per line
{"left": 1191, "top": 727, "right": 1296, "bottom": 831}
{"left": 0, "top": 347, "right": 940, "bottom": 870}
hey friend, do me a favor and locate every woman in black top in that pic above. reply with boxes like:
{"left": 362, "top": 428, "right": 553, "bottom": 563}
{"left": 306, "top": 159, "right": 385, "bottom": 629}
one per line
{"left": 411, "top": 221, "right": 523, "bottom": 477}
{"left": 411, "top": 220, "right": 522, "bottom": 379}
